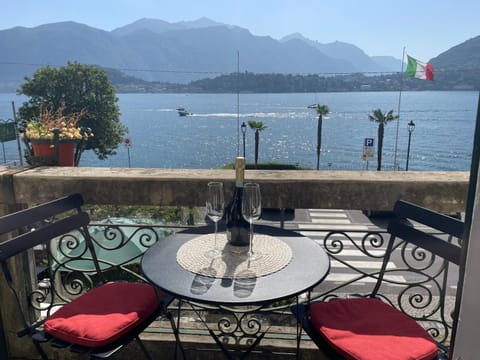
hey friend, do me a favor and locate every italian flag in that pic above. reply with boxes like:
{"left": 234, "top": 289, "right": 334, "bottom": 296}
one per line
{"left": 405, "top": 55, "right": 434, "bottom": 80}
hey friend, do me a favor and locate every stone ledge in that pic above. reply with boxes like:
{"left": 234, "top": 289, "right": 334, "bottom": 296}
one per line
{"left": 0, "top": 166, "right": 469, "bottom": 213}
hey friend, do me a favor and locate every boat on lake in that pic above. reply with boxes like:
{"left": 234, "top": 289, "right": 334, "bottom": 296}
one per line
{"left": 176, "top": 107, "right": 190, "bottom": 116}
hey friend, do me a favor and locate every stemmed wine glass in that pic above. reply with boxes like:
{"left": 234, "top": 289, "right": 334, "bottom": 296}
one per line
{"left": 205, "top": 181, "right": 225, "bottom": 258}
{"left": 241, "top": 183, "right": 262, "bottom": 260}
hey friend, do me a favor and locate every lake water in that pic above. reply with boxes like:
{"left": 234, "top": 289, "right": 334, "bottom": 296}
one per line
{"left": 0, "top": 91, "right": 477, "bottom": 171}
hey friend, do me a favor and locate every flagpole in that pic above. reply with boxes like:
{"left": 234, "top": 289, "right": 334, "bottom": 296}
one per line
{"left": 236, "top": 50, "right": 240, "bottom": 157}
{"left": 393, "top": 47, "right": 406, "bottom": 171}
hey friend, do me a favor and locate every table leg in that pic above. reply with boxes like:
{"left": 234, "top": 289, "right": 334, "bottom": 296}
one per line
{"left": 185, "top": 302, "right": 271, "bottom": 359}
{"left": 171, "top": 299, "right": 186, "bottom": 359}
{"left": 295, "top": 295, "right": 302, "bottom": 359}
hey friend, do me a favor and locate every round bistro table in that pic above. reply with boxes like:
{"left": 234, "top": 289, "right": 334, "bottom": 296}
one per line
{"left": 141, "top": 224, "right": 330, "bottom": 359}
{"left": 141, "top": 224, "right": 330, "bottom": 306}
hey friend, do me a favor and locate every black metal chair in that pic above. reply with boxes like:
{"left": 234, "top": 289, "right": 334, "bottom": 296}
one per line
{"left": 0, "top": 193, "right": 178, "bottom": 359}
{"left": 292, "top": 200, "right": 464, "bottom": 360}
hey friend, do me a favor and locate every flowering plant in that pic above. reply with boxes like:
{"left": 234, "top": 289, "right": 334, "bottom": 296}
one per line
{"left": 23, "top": 104, "right": 93, "bottom": 141}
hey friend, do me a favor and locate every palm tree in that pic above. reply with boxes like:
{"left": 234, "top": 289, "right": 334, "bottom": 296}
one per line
{"left": 247, "top": 120, "right": 268, "bottom": 168}
{"left": 315, "top": 104, "right": 330, "bottom": 170}
{"left": 368, "top": 109, "right": 398, "bottom": 171}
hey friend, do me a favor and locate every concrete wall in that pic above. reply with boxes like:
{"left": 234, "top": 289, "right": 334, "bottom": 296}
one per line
{"left": 0, "top": 166, "right": 470, "bottom": 213}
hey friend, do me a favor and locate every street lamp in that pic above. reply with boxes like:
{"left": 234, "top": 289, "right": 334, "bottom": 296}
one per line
{"left": 241, "top": 122, "right": 247, "bottom": 158}
{"left": 406, "top": 120, "right": 415, "bottom": 171}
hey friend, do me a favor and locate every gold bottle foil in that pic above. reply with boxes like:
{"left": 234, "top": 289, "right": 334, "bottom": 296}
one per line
{"left": 235, "top": 157, "right": 245, "bottom": 187}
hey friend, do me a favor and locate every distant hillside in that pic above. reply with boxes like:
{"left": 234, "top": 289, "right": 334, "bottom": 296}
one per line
{"left": 118, "top": 25, "right": 354, "bottom": 82}
{"left": 430, "top": 35, "right": 480, "bottom": 69}
{"left": 111, "top": 17, "right": 227, "bottom": 36}
{"left": 280, "top": 33, "right": 390, "bottom": 72}
{"left": 0, "top": 18, "right": 478, "bottom": 93}
{"left": 0, "top": 18, "right": 397, "bottom": 92}
{"left": 371, "top": 56, "right": 403, "bottom": 72}
{"left": 0, "top": 22, "right": 132, "bottom": 91}
{"left": 429, "top": 35, "right": 480, "bottom": 89}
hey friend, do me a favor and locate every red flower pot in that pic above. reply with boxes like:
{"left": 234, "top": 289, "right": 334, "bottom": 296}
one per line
{"left": 31, "top": 142, "right": 54, "bottom": 157}
{"left": 57, "top": 142, "right": 76, "bottom": 166}
{"left": 31, "top": 141, "right": 77, "bottom": 166}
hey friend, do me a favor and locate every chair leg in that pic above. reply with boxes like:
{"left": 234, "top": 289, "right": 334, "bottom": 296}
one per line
{"left": 164, "top": 300, "right": 186, "bottom": 360}
{"left": 33, "top": 340, "right": 49, "bottom": 360}
{"left": 135, "top": 336, "right": 154, "bottom": 360}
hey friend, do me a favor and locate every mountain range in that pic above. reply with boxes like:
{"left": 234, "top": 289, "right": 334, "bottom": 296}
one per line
{"left": 0, "top": 17, "right": 478, "bottom": 92}
{"left": 0, "top": 17, "right": 403, "bottom": 91}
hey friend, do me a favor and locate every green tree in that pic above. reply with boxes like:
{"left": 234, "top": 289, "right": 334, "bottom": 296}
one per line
{"left": 314, "top": 104, "right": 330, "bottom": 170}
{"left": 368, "top": 108, "right": 399, "bottom": 171}
{"left": 17, "top": 62, "right": 127, "bottom": 160}
{"left": 247, "top": 120, "right": 268, "bottom": 168}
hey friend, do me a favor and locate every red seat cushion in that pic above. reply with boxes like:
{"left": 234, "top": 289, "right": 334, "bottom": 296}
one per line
{"left": 44, "top": 282, "right": 161, "bottom": 348}
{"left": 309, "top": 298, "right": 438, "bottom": 360}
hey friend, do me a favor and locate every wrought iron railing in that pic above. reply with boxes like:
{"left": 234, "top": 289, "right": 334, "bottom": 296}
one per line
{"left": 304, "top": 227, "right": 460, "bottom": 346}
{"left": 29, "top": 219, "right": 460, "bottom": 351}
{"left": 31, "top": 220, "right": 179, "bottom": 317}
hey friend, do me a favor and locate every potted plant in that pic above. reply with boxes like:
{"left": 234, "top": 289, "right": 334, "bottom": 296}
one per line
{"left": 22, "top": 104, "right": 93, "bottom": 166}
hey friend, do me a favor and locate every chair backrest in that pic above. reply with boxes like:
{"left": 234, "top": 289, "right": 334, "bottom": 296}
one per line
{"left": 0, "top": 194, "right": 101, "bottom": 281}
{"left": 371, "top": 200, "right": 463, "bottom": 346}
{"left": 1, "top": 193, "right": 164, "bottom": 323}
{"left": 0, "top": 194, "right": 107, "bottom": 330}
{"left": 0, "top": 193, "right": 84, "bottom": 235}
{"left": 0, "top": 194, "right": 171, "bottom": 360}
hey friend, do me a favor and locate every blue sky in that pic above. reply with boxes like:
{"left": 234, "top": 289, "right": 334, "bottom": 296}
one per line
{"left": 2, "top": 0, "right": 479, "bottom": 61}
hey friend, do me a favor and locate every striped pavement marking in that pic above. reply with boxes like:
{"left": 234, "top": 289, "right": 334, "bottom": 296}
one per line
{"left": 330, "top": 260, "right": 396, "bottom": 269}
{"left": 298, "top": 224, "right": 370, "bottom": 231}
{"left": 298, "top": 209, "right": 406, "bottom": 286}
{"left": 325, "top": 273, "right": 405, "bottom": 284}
{"left": 310, "top": 212, "right": 349, "bottom": 219}
{"left": 311, "top": 218, "right": 351, "bottom": 224}
{"left": 321, "top": 249, "right": 384, "bottom": 257}
{"left": 299, "top": 231, "right": 385, "bottom": 241}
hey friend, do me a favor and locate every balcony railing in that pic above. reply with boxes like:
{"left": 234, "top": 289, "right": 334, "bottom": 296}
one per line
{"left": 0, "top": 166, "right": 469, "bottom": 359}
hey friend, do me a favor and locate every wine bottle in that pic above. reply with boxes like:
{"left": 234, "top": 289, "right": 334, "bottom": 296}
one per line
{"left": 225, "top": 156, "right": 250, "bottom": 246}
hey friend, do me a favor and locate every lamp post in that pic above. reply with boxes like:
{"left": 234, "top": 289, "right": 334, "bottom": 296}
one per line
{"left": 124, "top": 138, "right": 132, "bottom": 168}
{"left": 241, "top": 122, "right": 247, "bottom": 158}
{"left": 405, "top": 120, "right": 415, "bottom": 171}
{"left": 308, "top": 103, "right": 329, "bottom": 171}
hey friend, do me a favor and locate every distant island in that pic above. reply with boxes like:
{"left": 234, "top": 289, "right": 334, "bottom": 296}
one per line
{"left": 108, "top": 69, "right": 480, "bottom": 94}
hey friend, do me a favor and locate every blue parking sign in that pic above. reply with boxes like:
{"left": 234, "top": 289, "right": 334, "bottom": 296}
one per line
{"left": 363, "top": 138, "right": 374, "bottom": 161}
{"left": 364, "top": 138, "right": 374, "bottom": 147}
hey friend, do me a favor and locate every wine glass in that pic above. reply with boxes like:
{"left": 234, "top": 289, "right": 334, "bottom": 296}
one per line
{"left": 205, "top": 181, "right": 225, "bottom": 258}
{"left": 241, "top": 183, "right": 262, "bottom": 260}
